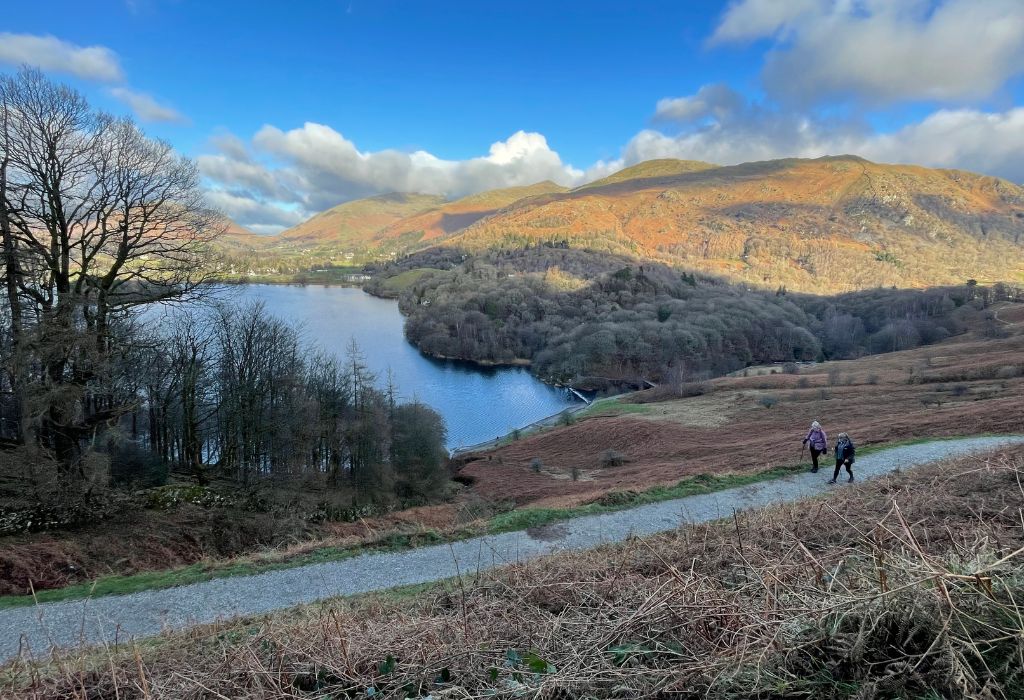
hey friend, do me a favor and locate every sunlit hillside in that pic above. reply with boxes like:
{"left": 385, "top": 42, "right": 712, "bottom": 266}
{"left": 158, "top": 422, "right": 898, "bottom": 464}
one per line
{"left": 440, "top": 156, "right": 1024, "bottom": 292}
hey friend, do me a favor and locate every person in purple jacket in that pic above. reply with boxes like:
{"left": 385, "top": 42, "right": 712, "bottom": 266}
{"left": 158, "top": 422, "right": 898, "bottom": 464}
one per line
{"left": 803, "top": 420, "right": 828, "bottom": 473}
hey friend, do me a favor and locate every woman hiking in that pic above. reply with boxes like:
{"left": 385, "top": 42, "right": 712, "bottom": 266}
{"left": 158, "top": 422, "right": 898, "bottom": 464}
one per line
{"left": 802, "top": 420, "right": 828, "bottom": 473}
{"left": 830, "top": 432, "right": 856, "bottom": 484}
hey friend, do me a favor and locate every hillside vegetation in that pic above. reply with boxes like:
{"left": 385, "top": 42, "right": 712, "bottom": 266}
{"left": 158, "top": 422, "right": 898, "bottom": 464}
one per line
{"left": 369, "top": 245, "right": 1019, "bottom": 385}
{"left": 458, "top": 302, "right": 1024, "bottom": 509}
{"left": 219, "top": 156, "right": 1024, "bottom": 291}
{"left": 12, "top": 448, "right": 1024, "bottom": 698}
{"left": 445, "top": 156, "right": 1024, "bottom": 292}
{"left": 280, "top": 192, "right": 445, "bottom": 245}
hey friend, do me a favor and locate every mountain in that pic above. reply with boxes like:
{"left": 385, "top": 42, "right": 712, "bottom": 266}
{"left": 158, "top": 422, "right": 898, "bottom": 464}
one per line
{"left": 369, "top": 181, "right": 568, "bottom": 251}
{"left": 279, "top": 193, "right": 445, "bottom": 247}
{"left": 439, "top": 156, "right": 1024, "bottom": 292}
{"left": 576, "top": 158, "right": 716, "bottom": 190}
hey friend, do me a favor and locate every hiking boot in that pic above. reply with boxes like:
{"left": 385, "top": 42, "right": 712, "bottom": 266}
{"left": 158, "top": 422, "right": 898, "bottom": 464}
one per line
{"left": 848, "top": 475, "right": 855, "bottom": 483}
{"left": 811, "top": 468, "right": 818, "bottom": 473}
{"left": 827, "top": 479, "right": 837, "bottom": 484}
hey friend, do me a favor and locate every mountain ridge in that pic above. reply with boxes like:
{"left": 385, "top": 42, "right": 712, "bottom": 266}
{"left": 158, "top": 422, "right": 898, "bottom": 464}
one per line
{"left": 216, "top": 155, "right": 1024, "bottom": 291}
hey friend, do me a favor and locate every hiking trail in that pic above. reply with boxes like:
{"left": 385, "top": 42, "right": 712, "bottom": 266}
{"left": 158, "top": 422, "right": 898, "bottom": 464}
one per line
{"left": 2, "top": 435, "right": 1021, "bottom": 664}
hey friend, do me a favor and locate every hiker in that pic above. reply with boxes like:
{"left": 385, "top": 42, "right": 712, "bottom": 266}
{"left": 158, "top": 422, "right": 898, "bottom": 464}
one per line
{"left": 830, "top": 432, "right": 856, "bottom": 484}
{"left": 802, "top": 420, "right": 828, "bottom": 473}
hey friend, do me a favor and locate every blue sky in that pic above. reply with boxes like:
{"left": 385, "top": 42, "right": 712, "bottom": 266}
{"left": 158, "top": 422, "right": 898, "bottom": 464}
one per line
{"left": 3, "top": 0, "right": 1024, "bottom": 232}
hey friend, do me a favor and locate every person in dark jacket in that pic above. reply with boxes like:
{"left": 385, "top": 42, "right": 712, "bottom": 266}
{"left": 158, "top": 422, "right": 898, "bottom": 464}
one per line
{"left": 802, "top": 420, "right": 828, "bottom": 473}
{"left": 830, "top": 432, "right": 855, "bottom": 483}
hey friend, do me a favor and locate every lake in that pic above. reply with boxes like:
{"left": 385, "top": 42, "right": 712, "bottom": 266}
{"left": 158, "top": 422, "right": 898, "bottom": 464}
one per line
{"left": 223, "top": 285, "right": 579, "bottom": 450}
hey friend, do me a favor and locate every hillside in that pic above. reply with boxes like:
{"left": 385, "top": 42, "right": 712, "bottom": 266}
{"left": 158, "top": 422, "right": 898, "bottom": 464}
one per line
{"left": 13, "top": 445, "right": 1024, "bottom": 697}
{"left": 576, "top": 157, "right": 716, "bottom": 189}
{"left": 442, "top": 156, "right": 1024, "bottom": 292}
{"left": 370, "top": 180, "right": 568, "bottom": 251}
{"left": 279, "top": 192, "right": 445, "bottom": 246}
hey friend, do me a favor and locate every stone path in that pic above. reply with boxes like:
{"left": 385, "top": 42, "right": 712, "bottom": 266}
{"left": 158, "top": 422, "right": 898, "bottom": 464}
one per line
{"left": 2, "top": 435, "right": 1020, "bottom": 663}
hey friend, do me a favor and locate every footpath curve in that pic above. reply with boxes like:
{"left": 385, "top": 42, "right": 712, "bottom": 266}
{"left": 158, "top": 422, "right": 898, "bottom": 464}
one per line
{"left": 3, "top": 435, "right": 1022, "bottom": 664}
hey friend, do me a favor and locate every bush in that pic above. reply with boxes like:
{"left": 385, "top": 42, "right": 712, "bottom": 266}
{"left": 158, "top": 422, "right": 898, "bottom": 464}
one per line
{"left": 996, "top": 365, "right": 1021, "bottom": 379}
{"left": 530, "top": 458, "right": 544, "bottom": 473}
{"left": 559, "top": 410, "right": 576, "bottom": 426}
{"left": 796, "top": 377, "right": 810, "bottom": 389}
{"left": 570, "top": 466, "right": 580, "bottom": 481}
{"left": 782, "top": 362, "right": 799, "bottom": 374}
{"left": 600, "top": 450, "right": 628, "bottom": 467}
{"left": 759, "top": 395, "right": 779, "bottom": 409}
{"left": 107, "top": 440, "right": 169, "bottom": 488}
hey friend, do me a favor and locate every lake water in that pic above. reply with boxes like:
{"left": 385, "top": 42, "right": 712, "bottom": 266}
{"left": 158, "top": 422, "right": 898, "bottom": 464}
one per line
{"left": 224, "top": 285, "right": 579, "bottom": 450}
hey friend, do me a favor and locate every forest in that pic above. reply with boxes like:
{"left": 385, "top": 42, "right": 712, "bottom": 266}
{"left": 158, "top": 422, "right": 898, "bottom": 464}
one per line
{"left": 0, "top": 69, "right": 448, "bottom": 525}
{"left": 370, "top": 245, "right": 1021, "bottom": 388}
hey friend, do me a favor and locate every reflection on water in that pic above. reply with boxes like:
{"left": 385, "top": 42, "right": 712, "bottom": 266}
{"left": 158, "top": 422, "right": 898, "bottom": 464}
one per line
{"left": 231, "top": 285, "right": 579, "bottom": 449}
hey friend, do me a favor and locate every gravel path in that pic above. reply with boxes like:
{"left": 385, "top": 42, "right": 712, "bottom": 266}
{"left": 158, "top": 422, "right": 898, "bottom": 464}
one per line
{"left": 2, "top": 436, "right": 1021, "bottom": 663}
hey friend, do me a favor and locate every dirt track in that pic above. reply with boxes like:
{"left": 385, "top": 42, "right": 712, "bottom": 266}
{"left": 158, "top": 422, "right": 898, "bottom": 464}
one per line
{"left": 2, "top": 435, "right": 1022, "bottom": 665}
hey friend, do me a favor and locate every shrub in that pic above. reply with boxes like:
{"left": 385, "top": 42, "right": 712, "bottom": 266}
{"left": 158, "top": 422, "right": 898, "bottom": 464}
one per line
{"left": 759, "top": 395, "right": 779, "bottom": 409}
{"left": 827, "top": 369, "right": 843, "bottom": 386}
{"left": 996, "top": 365, "right": 1021, "bottom": 379}
{"left": 530, "top": 458, "right": 544, "bottom": 473}
{"left": 559, "top": 410, "right": 576, "bottom": 426}
{"left": 107, "top": 440, "right": 169, "bottom": 488}
{"left": 796, "top": 377, "right": 810, "bottom": 389}
{"left": 782, "top": 362, "right": 799, "bottom": 374}
{"left": 600, "top": 450, "right": 628, "bottom": 467}
{"left": 511, "top": 428, "right": 522, "bottom": 441}
{"left": 571, "top": 466, "right": 580, "bottom": 481}
{"left": 866, "top": 374, "right": 880, "bottom": 385}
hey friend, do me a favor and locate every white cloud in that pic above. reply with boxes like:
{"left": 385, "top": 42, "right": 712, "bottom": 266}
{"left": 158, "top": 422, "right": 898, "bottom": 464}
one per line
{"left": 201, "top": 125, "right": 585, "bottom": 229}
{"left": 654, "top": 84, "right": 746, "bottom": 124}
{"left": 710, "top": 0, "right": 825, "bottom": 44}
{"left": 0, "top": 32, "right": 124, "bottom": 82}
{"left": 204, "top": 189, "right": 305, "bottom": 235}
{"left": 252, "top": 124, "right": 582, "bottom": 208}
{"left": 858, "top": 107, "right": 1024, "bottom": 180}
{"left": 711, "top": 0, "right": 1024, "bottom": 105}
{"left": 596, "top": 86, "right": 1024, "bottom": 184}
{"left": 110, "top": 87, "right": 189, "bottom": 124}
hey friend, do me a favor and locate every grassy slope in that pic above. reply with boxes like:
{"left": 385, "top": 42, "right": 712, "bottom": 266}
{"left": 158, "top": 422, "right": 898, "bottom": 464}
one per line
{"left": 278, "top": 193, "right": 445, "bottom": 245}
{"left": 2, "top": 311, "right": 1021, "bottom": 607}
{"left": 460, "top": 310, "right": 1024, "bottom": 509}
{"left": 10, "top": 447, "right": 1024, "bottom": 699}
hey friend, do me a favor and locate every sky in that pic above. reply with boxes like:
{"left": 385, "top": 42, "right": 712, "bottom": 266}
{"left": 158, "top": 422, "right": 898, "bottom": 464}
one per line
{"left": 3, "top": 0, "right": 1024, "bottom": 233}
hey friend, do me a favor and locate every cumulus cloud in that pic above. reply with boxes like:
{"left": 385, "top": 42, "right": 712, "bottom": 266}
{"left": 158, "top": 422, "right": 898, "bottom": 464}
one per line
{"left": 710, "top": 0, "right": 825, "bottom": 44}
{"left": 653, "top": 84, "right": 746, "bottom": 124}
{"left": 251, "top": 124, "right": 582, "bottom": 209}
{"left": 110, "top": 87, "right": 189, "bottom": 124}
{"left": 0, "top": 32, "right": 124, "bottom": 82}
{"left": 594, "top": 85, "right": 1024, "bottom": 184}
{"left": 204, "top": 189, "right": 305, "bottom": 235}
{"left": 711, "top": 0, "right": 1024, "bottom": 105}
{"left": 201, "top": 125, "right": 585, "bottom": 231}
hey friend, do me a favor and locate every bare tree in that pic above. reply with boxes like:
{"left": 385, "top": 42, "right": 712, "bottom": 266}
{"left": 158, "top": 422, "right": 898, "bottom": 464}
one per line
{"left": 0, "top": 68, "right": 221, "bottom": 476}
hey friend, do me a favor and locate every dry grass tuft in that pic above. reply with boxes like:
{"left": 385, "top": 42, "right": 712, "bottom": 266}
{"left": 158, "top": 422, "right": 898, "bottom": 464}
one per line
{"left": 6, "top": 450, "right": 1024, "bottom": 699}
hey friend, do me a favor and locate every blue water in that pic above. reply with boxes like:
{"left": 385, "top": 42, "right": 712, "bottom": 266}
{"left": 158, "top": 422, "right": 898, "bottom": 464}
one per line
{"left": 228, "top": 285, "right": 578, "bottom": 450}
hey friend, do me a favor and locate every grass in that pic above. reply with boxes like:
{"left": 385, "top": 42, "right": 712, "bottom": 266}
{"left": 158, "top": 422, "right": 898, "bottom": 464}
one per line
{"left": 1, "top": 432, "right": 1012, "bottom": 610}
{"left": 215, "top": 266, "right": 366, "bottom": 286}
{"left": 379, "top": 267, "right": 434, "bottom": 295}
{"left": 12, "top": 449, "right": 1023, "bottom": 698}
{"left": 0, "top": 530, "right": 451, "bottom": 610}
